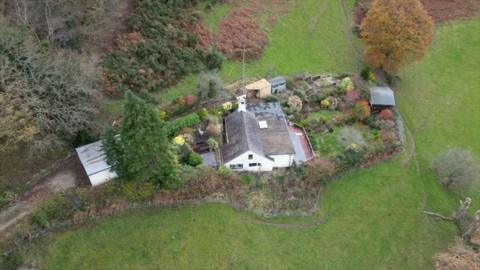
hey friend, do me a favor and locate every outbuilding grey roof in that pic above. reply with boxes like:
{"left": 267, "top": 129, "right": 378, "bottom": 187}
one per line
{"left": 369, "top": 86, "right": 396, "bottom": 106}
{"left": 269, "top": 76, "right": 286, "bottom": 85}
{"left": 76, "top": 140, "right": 111, "bottom": 177}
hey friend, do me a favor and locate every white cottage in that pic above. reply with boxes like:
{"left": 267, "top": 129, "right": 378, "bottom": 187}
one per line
{"left": 221, "top": 102, "right": 296, "bottom": 172}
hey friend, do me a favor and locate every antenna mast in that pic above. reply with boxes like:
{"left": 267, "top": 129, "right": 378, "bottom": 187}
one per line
{"left": 242, "top": 46, "right": 246, "bottom": 92}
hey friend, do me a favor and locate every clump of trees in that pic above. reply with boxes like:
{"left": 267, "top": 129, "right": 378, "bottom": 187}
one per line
{"left": 197, "top": 72, "right": 224, "bottom": 99}
{"left": 103, "top": 92, "right": 180, "bottom": 187}
{"left": 360, "top": 0, "right": 434, "bottom": 74}
{"left": 0, "top": 23, "right": 94, "bottom": 153}
{"left": 102, "top": 0, "right": 221, "bottom": 95}
{"left": 216, "top": 7, "right": 269, "bottom": 60}
{"left": 431, "top": 149, "right": 480, "bottom": 193}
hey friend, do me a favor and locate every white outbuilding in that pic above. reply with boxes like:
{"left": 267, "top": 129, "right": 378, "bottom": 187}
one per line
{"left": 75, "top": 140, "right": 117, "bottom": 186}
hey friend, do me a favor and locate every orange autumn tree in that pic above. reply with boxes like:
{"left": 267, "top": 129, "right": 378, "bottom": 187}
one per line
{"left": 360, "top": 0, "right": 434, "bottom": 74}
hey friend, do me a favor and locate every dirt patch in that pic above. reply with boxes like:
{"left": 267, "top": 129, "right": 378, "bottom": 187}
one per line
{"left": 0, "top": 156, "right": 87, "bottom": 237}
{"left": 422, "top": 0, "right": 480, "bottom": 23}
{"left": 354, "top": 0, "right": 480, "bottom": 27}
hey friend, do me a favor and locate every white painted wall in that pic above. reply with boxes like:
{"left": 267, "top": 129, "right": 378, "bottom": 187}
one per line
{"left": 269, "top": 154, "right": 294, "bottom": 168}
{"left": 224, "top": 151, "right": 274, "bottom": 172}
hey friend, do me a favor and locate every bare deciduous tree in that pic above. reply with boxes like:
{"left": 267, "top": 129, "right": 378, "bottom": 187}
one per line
{"left": 431, "top": 149, "right": 480, "bottom": 193}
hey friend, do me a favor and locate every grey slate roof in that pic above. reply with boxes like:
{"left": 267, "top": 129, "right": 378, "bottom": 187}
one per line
{"left": 370, "top": 86, "right": 396, "bottom": 106}
{"left": 222, "top": 111, "right": 264, "bottom": 163}
{"left": 247, "top": 102, "right": 285, "bottom": 118}
{"left": 221, "top": 103, "right": 295, "bottom": 163}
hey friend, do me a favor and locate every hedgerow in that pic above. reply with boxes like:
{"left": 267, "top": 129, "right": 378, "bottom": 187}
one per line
{"left": 164, "top": 113, "right": 202, "bottom": 138}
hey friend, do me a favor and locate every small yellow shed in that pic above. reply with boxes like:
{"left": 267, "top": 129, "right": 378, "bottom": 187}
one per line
{"left": 245, "top": 79, "right": 272, "bottom": 98}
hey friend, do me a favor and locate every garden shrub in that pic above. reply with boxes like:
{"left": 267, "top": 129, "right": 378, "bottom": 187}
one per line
{"left": 196, "top": 108, "right": 209, "bottom": 120}
{"left": 247, "top": 191, "right": 271, "bottom": 210}
{"left": 360, "top": 67, "right": 373, "bottom": 81}
{"left": 205, "top": 50, "right": 224, "bottom": 71}
{"left": 159, "top": 110, "right": 169, "bottom": 121}
{"left": 187, "top": 152, "right": 203, "bottom": 167}
{"left": 164, "top": 113, "right": 201, "bottom": 138}
{"left": 31, "top": 210, "right": 49, "bottom": 228}
{"left": 117, "top": 181, "right": 156, "bottom": 202}
{"left": 294, "top": 90, "right": 307, "bottom": 102}
{"left": 339, "top": 77, "right": 355, "bottom": 91}
{"left": 379, "top": 109, "right": 395, "bottom": 120}
{"left": 286, "top": 78, "right": 296, "bottom": 90}
{"left": 218, "top": 166, "right": 232, "bottom": 178}
{"left": 241, "top": 174, "right": 254, "bottom": 185}
{"left": 344, "top": 90, "right": 361, "bottom": 107}
{"left": 354, "top": 100, "right": 371, "bottom": 120}
{"left": 197, "top": 72, "right": 224, "bottom": 99}
{"left": 338, "top": 146, "right": 366, "bottom": 167}
{"left": 0, "top": 250, "right": 23, "bottom": 270}
{"left": 287, "top": 95, "right": 303, "bottom": 112}
{"left": 264, "top": 96, "right": 279, "bottom": 102}
{"left": 364, "top": 115, "right": 381, "bottom": 130}
{"left": 30, "top": 193, "right": 77, "bottom": 228}
{"left": 184, "top": 95, "right": 199, "bottom": 106}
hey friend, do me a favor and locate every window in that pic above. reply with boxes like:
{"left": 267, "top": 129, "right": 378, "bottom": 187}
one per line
{"left": 230, "top": 164, "right": 243, "bottom": 169}
{"left": 249, "top": 163, "right": 261, "bottom": 167}
{"left": 248, "top": 154, "right": 253, "bottom": 160}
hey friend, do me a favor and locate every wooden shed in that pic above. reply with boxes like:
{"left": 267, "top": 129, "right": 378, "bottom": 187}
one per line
{"left": 369, "top": 86, "right": 396, "bottom": 112}
{"left": 245, "top": 79, "right": 272, "bottom": 98}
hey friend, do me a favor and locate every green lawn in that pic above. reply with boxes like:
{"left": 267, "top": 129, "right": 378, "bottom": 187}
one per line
{"left": 41, "top": 6, "right": 480, "bottom": 270}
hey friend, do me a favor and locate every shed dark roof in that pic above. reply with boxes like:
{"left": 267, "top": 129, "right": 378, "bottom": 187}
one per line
{"left": 269, "top": 76, "right": 286, "bottom": 84}
{"left": 370, "top": 86, "right": 396, "bottom": 106}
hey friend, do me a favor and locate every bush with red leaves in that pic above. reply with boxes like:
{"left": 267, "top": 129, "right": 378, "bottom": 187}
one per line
{"left": 378, "top": 109, "right": 395, "bottom": 120}
{"left": 183, "top": 15, "right": 215, "bottom": 52}
{"left": 344, "top": 90, "right": 361, "bottom": 107}
{"left": 184, "top": 95, "right": 199, "bottom": 106}
{"left": 216, "top": 7, "right": 269, "bottom": 60}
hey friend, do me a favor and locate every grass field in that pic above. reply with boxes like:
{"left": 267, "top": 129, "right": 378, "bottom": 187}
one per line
{"left": 41, "top": 4, "right": 480, "bottom": 270}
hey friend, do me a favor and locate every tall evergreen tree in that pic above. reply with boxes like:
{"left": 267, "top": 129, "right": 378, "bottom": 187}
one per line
{"left": 103, "top": 92, "right": 180, "bottom": 186}
{"left": 360, "top": 0, "right": 434, "bottom": 74}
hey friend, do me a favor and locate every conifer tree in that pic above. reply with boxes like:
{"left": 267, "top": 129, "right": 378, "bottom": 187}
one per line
{"left": 103, "top": 92, "right": 180, "bottom": 187}
{"left": 360, "top": 0, "right": 434, "bottom": 74}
